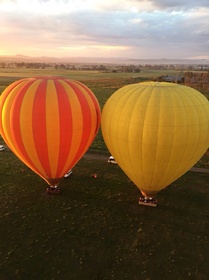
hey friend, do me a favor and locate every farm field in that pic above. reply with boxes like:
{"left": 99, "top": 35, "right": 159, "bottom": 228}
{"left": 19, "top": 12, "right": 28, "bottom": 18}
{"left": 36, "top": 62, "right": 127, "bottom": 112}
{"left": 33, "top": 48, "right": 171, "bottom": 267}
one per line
{"left": 0, "top": 68, "right": 209, "bottom": 280}
{"left": 0, "top": 66, "right": 186, "bottom": 95}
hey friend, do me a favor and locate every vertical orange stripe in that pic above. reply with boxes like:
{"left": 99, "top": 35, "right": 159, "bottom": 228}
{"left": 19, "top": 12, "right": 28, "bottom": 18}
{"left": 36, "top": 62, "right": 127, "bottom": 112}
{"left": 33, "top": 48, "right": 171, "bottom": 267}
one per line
{"left": 54, "top": 79, "right": 73, "bottom": 177}
{"left": 10, "top": 80, "right": 45, "bottom": 177}
{"left": 72, "top": 81, "right": 100, "bottom": 155}
{"left": 32, "top": 79, "right": 51, "bottom": 178}
{"left": 0, "top": 80, "right": 28, "bottom": 149}
{"left": 20, "top": 79, "right": 48, "bottom": 179}
{"left": 64, "top": 80, "right": 92, "bottom": 167}
{"left": 76, "top": 80, "right": 101, "bottom": 134}
{"left": 80, "top": 82, "right": 100, "bottom": 141}
{"left": 58, "top": 79, "right": 83, "bottom": 174}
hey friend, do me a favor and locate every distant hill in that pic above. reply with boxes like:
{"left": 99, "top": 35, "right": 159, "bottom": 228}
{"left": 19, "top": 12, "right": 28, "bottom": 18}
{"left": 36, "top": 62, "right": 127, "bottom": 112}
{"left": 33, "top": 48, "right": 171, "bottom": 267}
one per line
{"left": 0, "top": 54, "right": 209, "bottom": 65}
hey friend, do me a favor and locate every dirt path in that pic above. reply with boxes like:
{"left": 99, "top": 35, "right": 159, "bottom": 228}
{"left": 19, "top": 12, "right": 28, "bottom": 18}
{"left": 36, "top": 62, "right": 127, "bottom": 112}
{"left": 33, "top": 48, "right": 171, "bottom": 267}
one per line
{"left": 84, "top": 151, "right": 209, "bottom": 174}
{"left": 1, "top": 144, "right": 209, "bottom": 174}
{"left": 83, "top": 151, "right": 108, "bottom": 161}
{"left": 189, "top": 167, "right": 209, "bottom": 174}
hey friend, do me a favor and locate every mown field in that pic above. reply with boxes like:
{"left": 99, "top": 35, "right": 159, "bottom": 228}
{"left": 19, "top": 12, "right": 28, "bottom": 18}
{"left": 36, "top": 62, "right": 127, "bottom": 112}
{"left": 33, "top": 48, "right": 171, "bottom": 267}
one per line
{"left": 0, "top": 68, "right": 209, "bottom": 280}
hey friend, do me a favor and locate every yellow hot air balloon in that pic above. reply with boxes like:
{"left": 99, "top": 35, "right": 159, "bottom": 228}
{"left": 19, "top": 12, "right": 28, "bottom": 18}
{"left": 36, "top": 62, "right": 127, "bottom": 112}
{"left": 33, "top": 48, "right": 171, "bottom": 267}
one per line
{"left": 101, "top": 81, "right": 209, "bottom": 205}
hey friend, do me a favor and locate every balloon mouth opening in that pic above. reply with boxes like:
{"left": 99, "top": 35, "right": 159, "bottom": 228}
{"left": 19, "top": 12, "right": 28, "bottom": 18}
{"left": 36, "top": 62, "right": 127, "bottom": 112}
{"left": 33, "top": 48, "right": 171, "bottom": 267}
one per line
{"left": 140, "top": 190, "right": 158, "bottom": 199}
{"left": 46, "top": 178, "right": 61, "bottom": 187}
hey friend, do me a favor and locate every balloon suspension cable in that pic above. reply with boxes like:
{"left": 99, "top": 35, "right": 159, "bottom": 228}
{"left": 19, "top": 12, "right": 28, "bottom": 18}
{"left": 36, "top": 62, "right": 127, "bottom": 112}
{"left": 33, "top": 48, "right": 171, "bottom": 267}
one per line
{"left": 139, "top": 196, "right": 157, "bottom": 207}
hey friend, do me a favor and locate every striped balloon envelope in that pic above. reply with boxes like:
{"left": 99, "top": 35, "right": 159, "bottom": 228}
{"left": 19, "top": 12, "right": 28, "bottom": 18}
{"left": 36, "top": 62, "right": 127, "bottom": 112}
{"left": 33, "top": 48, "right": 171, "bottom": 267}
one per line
{"left": 0, "top": 77, "right": 101, "bottom": 188}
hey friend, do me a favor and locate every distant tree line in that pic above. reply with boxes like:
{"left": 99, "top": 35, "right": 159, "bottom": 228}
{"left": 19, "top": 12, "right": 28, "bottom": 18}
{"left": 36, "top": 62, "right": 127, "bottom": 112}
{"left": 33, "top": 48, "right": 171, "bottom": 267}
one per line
{"left": 0, "top": 62, "right": 51, "bottom": 69}
{"left": 184, "top": 71, "right": 209, "bottom": 90}
{"left": 1, "top": 61, "right": 208, "bottom": 71}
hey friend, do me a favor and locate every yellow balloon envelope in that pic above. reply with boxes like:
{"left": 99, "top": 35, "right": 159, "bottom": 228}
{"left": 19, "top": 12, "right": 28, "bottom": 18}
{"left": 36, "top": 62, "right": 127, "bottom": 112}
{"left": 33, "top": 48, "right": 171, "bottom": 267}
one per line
{"left": 101, "top": 81, "right": 209, "bottom": 197}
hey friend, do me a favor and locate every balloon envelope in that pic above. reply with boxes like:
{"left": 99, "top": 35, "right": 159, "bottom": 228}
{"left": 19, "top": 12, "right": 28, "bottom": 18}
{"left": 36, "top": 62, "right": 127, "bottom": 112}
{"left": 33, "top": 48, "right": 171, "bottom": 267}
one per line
{"left": 101, "top": 81, "right": 209, "bottom": 197}
{"left": 0, "top": 77, "right": 101, "bottom": 187}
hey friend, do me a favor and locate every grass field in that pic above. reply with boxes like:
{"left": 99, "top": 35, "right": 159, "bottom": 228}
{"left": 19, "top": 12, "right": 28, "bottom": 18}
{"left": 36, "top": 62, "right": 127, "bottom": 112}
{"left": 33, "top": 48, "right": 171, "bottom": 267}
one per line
{"left": 0, "top": 145, "right": 209, "bottom": 280}
{"left": 0, "top": 68, "right": 209, "bottom": 280}
{"left": 0, "top": 66, "right": 186, "bottom": 94}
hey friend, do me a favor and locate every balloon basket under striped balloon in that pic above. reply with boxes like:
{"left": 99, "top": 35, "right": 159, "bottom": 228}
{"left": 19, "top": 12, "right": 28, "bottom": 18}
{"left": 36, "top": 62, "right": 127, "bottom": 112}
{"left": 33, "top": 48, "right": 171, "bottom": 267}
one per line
{"left": 46, "top": 186, "right": 61, "bottom": 194}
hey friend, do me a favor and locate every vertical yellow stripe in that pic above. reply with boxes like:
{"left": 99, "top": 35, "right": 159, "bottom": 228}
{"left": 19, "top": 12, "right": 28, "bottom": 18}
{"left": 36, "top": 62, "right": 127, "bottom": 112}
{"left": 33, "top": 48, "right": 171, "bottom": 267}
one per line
{"left": 45, "top": 79, "right": 60, "bottom": 177}
{"left": 2, "top": 81, "right": 28, "bottom": 153}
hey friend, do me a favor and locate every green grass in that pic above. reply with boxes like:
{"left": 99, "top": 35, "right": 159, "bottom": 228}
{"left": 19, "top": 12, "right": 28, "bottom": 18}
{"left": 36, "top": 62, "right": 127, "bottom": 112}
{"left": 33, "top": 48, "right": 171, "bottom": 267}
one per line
{"left": 0, "top": 68, "right": 209, "bottom": 279}
{"left": 0, "top": 146, "right": 209, "bottom": 280}
{"left": 0, "top": 67, "right": 184, "bottom": 94}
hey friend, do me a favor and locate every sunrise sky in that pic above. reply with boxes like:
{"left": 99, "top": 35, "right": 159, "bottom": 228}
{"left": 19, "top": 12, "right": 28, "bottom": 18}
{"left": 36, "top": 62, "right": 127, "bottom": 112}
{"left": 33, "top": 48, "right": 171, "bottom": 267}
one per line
{"left": 0, "top": 0, "right": 209, "bottom": 59}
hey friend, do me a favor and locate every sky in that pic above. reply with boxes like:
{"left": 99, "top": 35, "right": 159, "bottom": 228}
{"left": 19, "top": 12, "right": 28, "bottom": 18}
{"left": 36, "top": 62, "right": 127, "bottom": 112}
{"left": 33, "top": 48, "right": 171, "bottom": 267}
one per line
{"left": 0, "top": 0, "right": 209, "bottom": 59}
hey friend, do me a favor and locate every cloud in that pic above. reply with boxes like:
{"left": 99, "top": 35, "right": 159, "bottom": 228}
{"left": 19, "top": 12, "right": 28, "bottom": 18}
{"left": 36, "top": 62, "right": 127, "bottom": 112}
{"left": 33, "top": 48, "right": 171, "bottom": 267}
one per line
{"left": 148, "top": 0, "right": 209, "bottom": 10}
{"left": 0, "top": 0, "right": 209, "bottom": 58}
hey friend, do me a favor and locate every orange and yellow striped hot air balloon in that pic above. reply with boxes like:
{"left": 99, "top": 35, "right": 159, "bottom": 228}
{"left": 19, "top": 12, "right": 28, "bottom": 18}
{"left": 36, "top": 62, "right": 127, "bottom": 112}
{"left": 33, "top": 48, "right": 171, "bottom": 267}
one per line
{"left": 0, "top": 77, "right": 101, "bottom": 191}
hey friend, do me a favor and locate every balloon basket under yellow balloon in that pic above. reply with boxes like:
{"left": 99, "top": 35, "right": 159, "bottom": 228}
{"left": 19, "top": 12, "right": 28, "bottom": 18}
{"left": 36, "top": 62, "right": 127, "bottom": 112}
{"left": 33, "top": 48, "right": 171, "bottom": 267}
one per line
{"left": 139, "top": 197, "right": 157, "bottom": 207}
{"left": 46, "top": 186, "right": 61, "bottom": 195}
